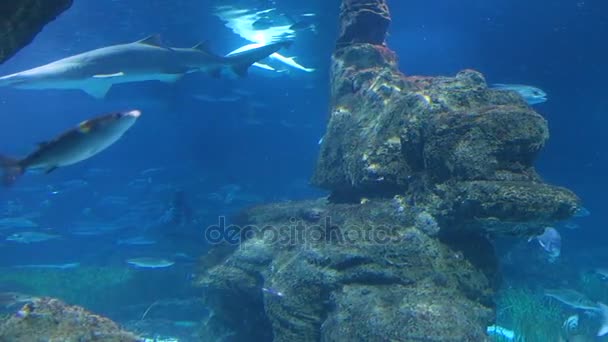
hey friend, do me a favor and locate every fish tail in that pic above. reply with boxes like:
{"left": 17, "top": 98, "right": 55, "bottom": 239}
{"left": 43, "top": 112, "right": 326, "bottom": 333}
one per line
{"left": 224, "top": 40, "right": 292, "bottom": 77}
{"left": 0, "top": 155, "right": 24, "bottom": 187}
{"left": 598, "top": 302, "right": 608, "bottom": 337}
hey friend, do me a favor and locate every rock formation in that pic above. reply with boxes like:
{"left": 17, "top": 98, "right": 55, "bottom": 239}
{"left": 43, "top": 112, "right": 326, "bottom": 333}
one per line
{"left": 196, "top": 0, "right": 581, "bottom": 341}
{"left": 0, "top": 0, "right": 73, "bottom": 64}
{"left": 0, "top": 297, "right": 142, "bottom": 341}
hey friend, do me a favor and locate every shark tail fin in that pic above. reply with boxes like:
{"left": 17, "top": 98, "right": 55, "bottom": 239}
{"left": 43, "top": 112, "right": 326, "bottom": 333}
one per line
{"left": 0, "top": 155, "right": 24, "bottom": 187}
{"left": 598, "top": 302, "right": 608, "bottom": 337}
{"left": 224, "top": 40, "right": 292, "bottom": 78}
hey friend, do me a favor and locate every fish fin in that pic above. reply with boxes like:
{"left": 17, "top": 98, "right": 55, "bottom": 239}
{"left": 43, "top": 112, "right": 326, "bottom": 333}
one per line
{"left": 45, "top": 166, "right": 58, "bottom": 174}
{"left": 93, "top": 72, "right": 124, "bottom": 78}
{"left": 225, "top": 40, "right": 291, "bottom": 78}
{"left": 253, "top": 62, "right": 276, "bottom": 71}
{"left": 36, "top": 141, "right": 48, "bottom": 148}
{"left": 0, "top": 155, "right": 24, "bottom": 187}
{"left": 82, "top": 83, "right": 112, "bottom": 99}
{"left": 598, "top": 302, "right": 608, "bottom": 336}
{"left": 192, "top": 41, "right": 212, "bottom": 53}
{"left": 158, "top": 74, "right": 183, "bottom": 83}
{"left": 137, "top": 34, "right": 163, "bottom": 47}
{"left": 208, "top": 68, "right": 221, "bottom": 79}
{"left": 231, "top": 65, "right": 248, "bottom": 78}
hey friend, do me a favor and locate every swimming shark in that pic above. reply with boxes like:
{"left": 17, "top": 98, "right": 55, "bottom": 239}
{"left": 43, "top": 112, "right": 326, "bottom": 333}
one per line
{"left": 227, "top": 43, "right": 315, "bottom": 74}
{"left": 0, "top": 35, "right": 291, "bottom": 98}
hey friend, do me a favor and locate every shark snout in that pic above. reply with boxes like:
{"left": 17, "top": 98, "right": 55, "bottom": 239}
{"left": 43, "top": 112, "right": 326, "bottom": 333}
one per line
{"left": 123, "top": 110, "right": 142, "bottom": 118}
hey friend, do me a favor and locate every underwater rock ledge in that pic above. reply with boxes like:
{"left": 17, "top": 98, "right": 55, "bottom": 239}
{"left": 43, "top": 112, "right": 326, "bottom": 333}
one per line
{"left": 0, "top": 0, "right": 73, "bottom": 64}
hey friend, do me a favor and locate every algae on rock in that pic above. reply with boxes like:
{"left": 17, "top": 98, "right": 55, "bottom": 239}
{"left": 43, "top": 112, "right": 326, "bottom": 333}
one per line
{"left": 0, "top": 297, "right": 141, "bottom": 342}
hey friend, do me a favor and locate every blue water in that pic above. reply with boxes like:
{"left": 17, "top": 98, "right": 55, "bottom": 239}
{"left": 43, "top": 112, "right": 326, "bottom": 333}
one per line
{"left": 0, "top": 0, "right": 606, "bottom": 340}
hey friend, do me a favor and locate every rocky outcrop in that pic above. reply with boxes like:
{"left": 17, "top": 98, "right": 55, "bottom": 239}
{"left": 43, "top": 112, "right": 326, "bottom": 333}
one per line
{"left": 196, "top": 0, "right": 581, "bottom": 341}
{"left": 0, "top": 297, "right": 142, "bottom": 341}
{"left": 312, "top": 0, "right": 580, "bottom": 236}
{"left": 0, "top": 0, "right": 73, "bottom": 64}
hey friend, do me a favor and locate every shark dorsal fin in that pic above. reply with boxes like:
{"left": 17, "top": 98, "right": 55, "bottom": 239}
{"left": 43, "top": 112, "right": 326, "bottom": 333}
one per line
{"left": 192, "top": 41, "right": 213, "bottom": 54}
{"left": 137, "top": 35, "right": 163, "bottom": 47}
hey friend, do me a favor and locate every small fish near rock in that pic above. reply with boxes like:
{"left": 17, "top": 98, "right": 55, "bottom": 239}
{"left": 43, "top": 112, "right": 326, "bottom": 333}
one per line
{"left": 490, "top": 83, "right": 547, "bottom": 105}
{"left": 531, "top": 227, "right": 561, "bottom": 262}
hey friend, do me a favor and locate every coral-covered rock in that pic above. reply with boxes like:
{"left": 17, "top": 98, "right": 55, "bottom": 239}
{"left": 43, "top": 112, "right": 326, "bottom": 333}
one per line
{"left": 0, "top": 297, "right": 142, "bottom": 342}
{"left": 197, "top": 0, "right": 582, "bottom": 340}
{"left": 0, "top": 0, "right": 72, "bottom": 64}
{"left": 196, "top": 199, "right": 495, "bottom": 342}
{"left": 312, "top": 0, "right": 581, "bottom": 236}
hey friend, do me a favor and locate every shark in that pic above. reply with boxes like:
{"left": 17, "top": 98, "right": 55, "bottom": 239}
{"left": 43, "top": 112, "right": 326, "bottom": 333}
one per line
{"left": 0, "top": 35, "right": 291, "bottom": 98}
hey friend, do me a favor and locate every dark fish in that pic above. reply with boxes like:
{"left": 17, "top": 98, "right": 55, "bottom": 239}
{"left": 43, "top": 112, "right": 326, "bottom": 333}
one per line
{"left": 0, "top": 110, "right": 141, "bottom": 186}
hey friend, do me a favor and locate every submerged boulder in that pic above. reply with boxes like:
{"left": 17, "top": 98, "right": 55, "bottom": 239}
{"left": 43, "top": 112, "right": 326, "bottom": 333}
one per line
{"left": 0, "top": 0, "right": 73, "bottom": 64}
{"left": 197, "top": 199, "right": 495, "bottom": 341}
{"left": 0, "top": 297, "right": 142, "bottom": 341}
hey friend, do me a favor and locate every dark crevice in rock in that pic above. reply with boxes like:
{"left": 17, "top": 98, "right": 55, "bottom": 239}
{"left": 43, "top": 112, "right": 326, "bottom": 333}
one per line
{"left": 0, "top": 0, "right": 72, "bottom": 64}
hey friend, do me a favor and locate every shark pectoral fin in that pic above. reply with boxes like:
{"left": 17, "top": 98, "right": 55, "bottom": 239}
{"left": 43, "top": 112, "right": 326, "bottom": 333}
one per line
{"left": 137, "top": 34, "right": 163, "bottom": 47}
{"left": 82, "top": 83, "right": 112, "bottom": 99}
{"left": 45, "top": 166, "right": 58, "bottom": 174}
{"left": 93, "top": 72, "right": 124, "bottom": 78}
{"left": 598, "top": 303, "right": 608, "bottom": 337}
{"left": 158, "top": 74, "right": 184, "bottom": 83}
{"left": 253, "top": 62, "right": 276, "bottom": 71}
{"left": 192, "top": 41, "right": 212, "bottom": 53}
{"left": 231, "top": 65, "right": 248, "bottom": 78}
{"left": 208, "top": 68, "right": 221, "bottom": 79}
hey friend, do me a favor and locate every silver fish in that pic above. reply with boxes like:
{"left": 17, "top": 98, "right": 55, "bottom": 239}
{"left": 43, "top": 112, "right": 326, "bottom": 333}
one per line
{"left": 13, "top": 262, "right": 80, "bottom": 269}
{"left": 0, "top": 217, "right": 38, "bottom": 229}
{"left": 127, "top": 257, "right": 174, "bottom": 269}
{"left": 544, "top": 289, "right": 598, "bottom": 311}
{"left": 544, "top": 288, "right": 608, "bottom": 336}
{"left": 6, "top": 231, "right": 61, "bottom": 243}
{"left": 535, "top": 227, "right": 561, "bottom": 260}
{"left": 0, "top": 292, "right": 39, "bottom": 308}
{"left": 0, "top": 110, "right": 141, "bottom": 186}
{"left": 117, "top": 237, "right": 157, "bottom": 246}
{"left": 491, "top": 83, "right": 547, "bottom": 105}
